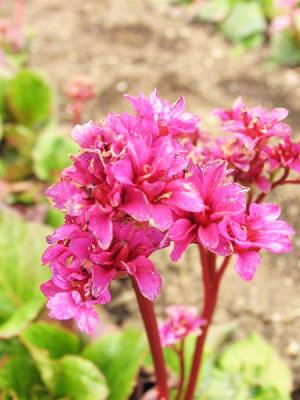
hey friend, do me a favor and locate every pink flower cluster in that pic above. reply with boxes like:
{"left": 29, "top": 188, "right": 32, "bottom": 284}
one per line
{"left": 42, "top": 91, "right": 295, "bottom": 334}
{"left": 159, "top": 305, "right": 206, "bottom": 347}
{"left": 64, "top": 76, "right": 95, "bottom": 125}
{"left": 199, "top": 98, "right": 300, "bottom": 193}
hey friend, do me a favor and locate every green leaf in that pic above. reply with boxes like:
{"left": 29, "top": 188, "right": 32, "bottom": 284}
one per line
{"left": 55, "top": 355, "right": 108, "bottom": 400}
{"left": 198, "top": 0, "right": 231, "bottom": 23}
{"left": 21, "top": 322, "right": 81, "bottom": 359}
{"left": 83, "top": 327, "right": 146, "bottom": 400}
{"left": 5, "top": 69, "right": 52, "bottom": 128}
{"left": 271, "top": 31, "right": 300, "bottom": 67}
{"left": 221, "top": 1, "right": 267, "bottom": 43}
{"left": 196, "top": 367, "right": 250, "bottom": 400}
{"left": 0, "top": 353, "right": 43, "bottom": 400}
{"left": 45, "top": 208, "right": 65, "bottom": 228}
{"left": 219, "top": 333, "right": 293, "bottom": 398}
{"left": 33, "top": 129, "right": 78, "bottom": 182}
{"left": 0, "top": 208, "right": 50, "bottom": 338}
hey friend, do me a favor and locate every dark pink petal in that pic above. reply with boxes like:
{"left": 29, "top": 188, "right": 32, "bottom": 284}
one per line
{"left": 110, "top": 159, "right": 134, "bottom": 185}
{"left": 91, "top": 266, "right": 116, "bottom": 297}
{"left": 236, "top": 251, "right": 261, "bottom": 281}
{"left": 255, "top": 176, "right": 271, "bottom": 193}
{"left": 168, "top": 218, "right": 193, "bottom": 241}
{"left": 42, "top": 244, "right": 67, "bottom": 264}
{"left": 170, "top": 238, "right": 192, "bottom": 262}
{"left": 40, "top": 280, "right": 60, "bottom": 298}
{"left": 120, "top": 187, "right": 150, "bottom": 221}
{"left": 46, "top": 224, "right": 80, "bottom": 244}
{"left": 198, "top": 223, "right": 219, "bottom": 250}
{"left": 164, "top": 189, "right": 204, "bottom": 213}
{"left": 125, "top": 256, "right": 162, "bottom": 301}
{"left": 151, "top": 203, "right": 173, "bottom": 230}
{"left": 88, "top": 207, "right": 113, "bottom": 250}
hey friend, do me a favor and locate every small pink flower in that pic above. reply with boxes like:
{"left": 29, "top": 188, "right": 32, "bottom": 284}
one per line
{"left": 168, "top": 160, "right": 247, "bottom": 260}
{"left": 159, "top": 305, "right": 206, "bottom": 347}
{"left": 264, "top": 137, "right": 300, "bottom": 173}
{"left": 220, "top": 203, "right": 295, "bottom": 280}
{"left": 213, "top": 97, "right": 291, "bottom": 140}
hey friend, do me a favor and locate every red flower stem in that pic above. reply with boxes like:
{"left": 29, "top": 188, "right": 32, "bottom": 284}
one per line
{"left": 131, "top": 279, "right": 169, "bottom": 400}
{"left": 256, "top": 167, "right": 289, "bottom": 203}
{"left": 184, "top": 251, "right": 230, "bottom": 400}
{"left": 175, "top": 340, "right": 185, "bottom": 400}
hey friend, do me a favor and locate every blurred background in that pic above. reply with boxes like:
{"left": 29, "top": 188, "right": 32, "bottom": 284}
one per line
{"left": 1, "top": 0, "right": 300, "bottom": 399}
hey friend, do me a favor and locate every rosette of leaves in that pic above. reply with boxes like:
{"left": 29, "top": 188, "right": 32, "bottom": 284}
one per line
{"left": 198, "top": 0, "right": 268, "bottom": 49}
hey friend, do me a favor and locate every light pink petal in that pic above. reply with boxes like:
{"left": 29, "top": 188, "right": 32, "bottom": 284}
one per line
{"left": 120, "top": 187, "right": 150, "bottom": 221}
{"left": 125, "top": 256, "right": 162, "bottom": 301}
{"left": 110, "top": 159, "right": 134, "bottom": 185}
{"left": 74, "top": 303, "right": 100, "bottom": 335}
{"left": 290, "top": 158, "right": 300, "bottom": 173}
{"left": 88, "top": 207, "right": 113, "bottom": 250}
{"left": 47, "top": 292, "right": 76, "bottom": 320}
{"left": 236, "top": 251, "right": 261, "bottom": 281}
{"left": 71, "top": 121, "right": 99, "bottom": 148}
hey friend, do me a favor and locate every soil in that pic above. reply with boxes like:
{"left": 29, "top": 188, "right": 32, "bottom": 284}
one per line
{"left": 4, "top": 0, "right": 300, "bottom": 392}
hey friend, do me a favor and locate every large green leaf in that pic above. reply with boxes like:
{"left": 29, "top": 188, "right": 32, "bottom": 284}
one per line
{"left": 21, "top": 322, "right": 81, "bottom": 359}
{"left": 219, "top": 333, "right": 292, "bottom": 398}
{"left": 0, "top": 352, "right": 44, "bottom": 400}
{"left": 83, "top": 327, "right": 146, "bottom": 400}
{"left": 221, "top": 1, "right": 267, "bottom": 43}
{"left": 0, "top": 208, "right": 50, "bottom": 338}
{"left": 271, "top": 31, "right": 300, "bottom": 67}
{"left": 55, "top": 355, "right": 108, "bottom": 400}
{"left": 5, "top": 69, "right": 52, "bottom": 128}
{"left": 33, "top": 128, "right": 78, "bottom": 182}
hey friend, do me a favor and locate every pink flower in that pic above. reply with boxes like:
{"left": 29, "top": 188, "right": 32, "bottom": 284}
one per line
{"left": 264, "top": 137, "right": 300, "bottom": 173}
{"left": 159, "top": 305, "right": 206, "bottom": 347}
{"left": 220, "top": 203, "right": 295, "bottom": 280}
{"left": 110, "top": 134, "right": 204, "bottom": 230}
{"left": 126, "top": 90, "right": 200, "bottom": 140}
{"left": 41, "top": 221, "right": 164, "bottom": 333}
{"left": 168, "top": 160, "right": 247, "bottom": 260}
{"left": 213, "top": 98, "right": 291, "bottom": 140}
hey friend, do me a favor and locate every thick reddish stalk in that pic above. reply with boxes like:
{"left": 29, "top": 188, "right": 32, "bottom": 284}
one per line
{"left": 132, "top": 279, "right": 169, "bottom": 400}
{"left": 184, "top": 251, "right": 230, "bottom": 400}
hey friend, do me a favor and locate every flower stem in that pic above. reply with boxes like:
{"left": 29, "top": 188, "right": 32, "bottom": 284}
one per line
{"left": 175, "top": 340, "right": 185, "bottom": 400}
{"left": 132, "top": 279, "right": 169, "bottom": 400}
{"left": 184, "top": 250, "right": 230, "bottom": 400}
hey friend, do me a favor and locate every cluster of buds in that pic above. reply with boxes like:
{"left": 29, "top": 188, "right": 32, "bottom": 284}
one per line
{"left": 159, "top": 305, "right": 206, "bottom": 347}
{"left": 64, "top": 76, "right": 95, "bottom": 125}
{"left": 42, "top": 91, "right": 295, "bottom": 334}
{"left": 270, "top": 0, "right": 300, "bottom": 37}
{"left": 0, "top": 0, "right": 26, "bottom": 54}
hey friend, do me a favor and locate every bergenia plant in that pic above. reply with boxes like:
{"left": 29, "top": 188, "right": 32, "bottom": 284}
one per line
{"left": 42, "top": 91, "right": 297, "bottom": 399}
{"left": 64, "top": 76, "right": 95, "bottom": 124}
